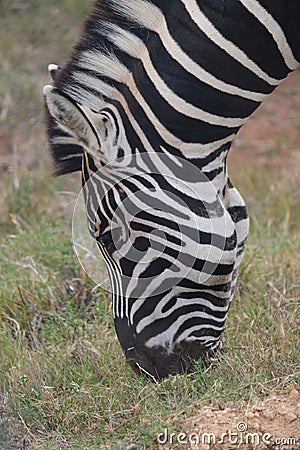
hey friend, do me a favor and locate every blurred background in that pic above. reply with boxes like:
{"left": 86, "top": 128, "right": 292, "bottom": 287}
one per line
{"left": 0, "top": 2, "right": 299, "bottom": 449}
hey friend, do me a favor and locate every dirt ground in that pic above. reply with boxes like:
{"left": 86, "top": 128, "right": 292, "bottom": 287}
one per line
{"left": 229, "top": 68, "right": 300, "bottom": 180}
{"left": 166, "top": 388, "right": 299, "bottom": 449}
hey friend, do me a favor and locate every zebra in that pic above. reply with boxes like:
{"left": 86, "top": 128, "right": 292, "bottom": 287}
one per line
{"left": 43, "top": 0, "right": 300, "bottom": 380}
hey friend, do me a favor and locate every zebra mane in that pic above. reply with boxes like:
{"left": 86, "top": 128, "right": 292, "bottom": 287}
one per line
{"left": 46, "top": 0, "right": 160, "bottom": 175}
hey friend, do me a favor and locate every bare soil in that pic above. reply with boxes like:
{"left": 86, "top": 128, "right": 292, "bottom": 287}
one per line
{"left": 173, "top": 388, "right": 300, "bottom": 449}
{"left": 229, "top": 68, "right": 300, "bottom": 180}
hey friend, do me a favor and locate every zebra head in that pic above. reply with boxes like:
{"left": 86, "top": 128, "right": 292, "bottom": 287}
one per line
{"left": 42, "top": 0, "right": 300, "bottom": 380}
{"left": 44, "top": 83, "right": 238, "bottom": 380}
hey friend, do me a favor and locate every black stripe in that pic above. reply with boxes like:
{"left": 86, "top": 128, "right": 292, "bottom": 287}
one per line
{"left": 151, "top": 0, "right": 278, "bottom": 92}
{"left": 227, "top": 206, "right": 248, "bottom": 222}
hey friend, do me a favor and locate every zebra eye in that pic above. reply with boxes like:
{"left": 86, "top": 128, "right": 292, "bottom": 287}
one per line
{"left": 98, "top": 230, "right": 114, "bottom": 250}
{"left": 98, "top": 228, "right": 122, "bottom": 254}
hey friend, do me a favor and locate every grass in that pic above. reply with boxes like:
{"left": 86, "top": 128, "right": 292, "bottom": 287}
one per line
{"left": 0, "top": 1, "right": 299, "bottom": 449}
{"left": 1, "top": 188, "right": 299, "bottom": 449}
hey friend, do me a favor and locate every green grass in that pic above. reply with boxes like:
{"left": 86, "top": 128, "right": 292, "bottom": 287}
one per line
{"left": 0, "top": 1, "right": 299, "bottom": 449}
{"left": 0, "top": 187, "right": 299, "bottom": 448}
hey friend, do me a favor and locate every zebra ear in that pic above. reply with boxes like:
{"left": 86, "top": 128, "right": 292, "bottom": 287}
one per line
{"left": 43, "top": 85, "right": 102, "bottom": 154}
{"left": 48, "top": 64, "right": 60, "bottom": 81}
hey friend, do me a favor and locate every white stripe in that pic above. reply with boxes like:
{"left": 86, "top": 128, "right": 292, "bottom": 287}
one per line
{"left": 108, "top": 1, "right": 267, "bottom": 101}
{"left": 181, "top": 0, "right": 282, "bottom": 86}
{"left": 145, "top": 313, "right": 224, "bottom": 349}
{"left": 185, "top": 334, "right": 220, "bottom": 343}
{"left": 69, "top": 72, "right": 237, "bottom": 157}
{"left": 100, "top": 244, "right": 124, "bottom": 318}
{"left": 239, "top": 0, "right": 299, "bottom": 70}
{"left": 60, "top": 153, "right": 82, "bottom": 161}
{"left": 79, "top": 50, "right": 246, "bottom": 128}
{"left": 128, "top": 256, "right": 234, "bottom": 321}
{"left": 106, "top": 28, "right": 251, "bottom": 126}
{"left": 51, "top": 135, "right": 82, "bottom": 148}
{"left": 137, "top": 297, "right": 228, "bottom": 334}
{"left": 178, "top": 325, "right": 227, "bottom": 343}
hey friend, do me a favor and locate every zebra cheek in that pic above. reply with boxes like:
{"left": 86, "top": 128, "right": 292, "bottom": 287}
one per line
{"left": 114, "top": 317, "right": 136, "bottom": 353}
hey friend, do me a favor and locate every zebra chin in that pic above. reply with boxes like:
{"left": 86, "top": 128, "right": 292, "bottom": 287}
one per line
{"left": 114, "top": 317, "right": 221, "bottom": 381}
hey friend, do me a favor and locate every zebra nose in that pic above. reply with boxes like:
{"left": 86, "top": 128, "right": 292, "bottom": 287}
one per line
{"left": 125, "top": 345, "right": 194, "bottom": 381}
{"left": 125, "top": 347, "right": 162, "bottom": 381}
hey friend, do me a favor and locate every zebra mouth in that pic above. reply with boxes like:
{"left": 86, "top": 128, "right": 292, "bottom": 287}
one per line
{"left": 114, "top": 317, "right": 222, "bottom": 380}
{"left": 124, "top": 341, "right": 219, "bottom": 381}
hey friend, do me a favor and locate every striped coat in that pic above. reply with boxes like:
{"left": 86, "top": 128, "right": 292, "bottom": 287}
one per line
{"left": 44, "top": 0, "right": 300, "bottom": 379}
